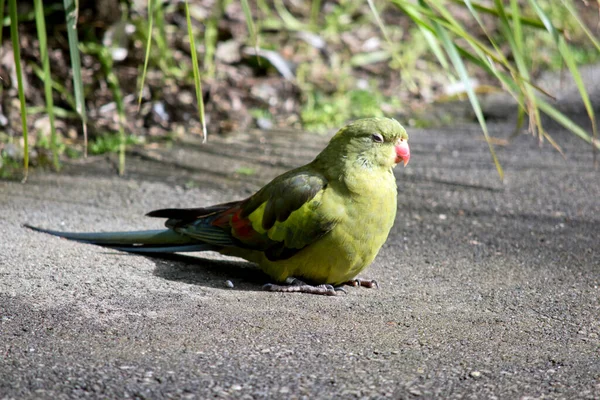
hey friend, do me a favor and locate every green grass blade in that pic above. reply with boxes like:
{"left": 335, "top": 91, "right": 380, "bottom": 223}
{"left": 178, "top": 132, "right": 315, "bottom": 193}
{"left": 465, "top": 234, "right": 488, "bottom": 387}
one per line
{"left": 367, "top": 0, "right": 416, "bottom": 91}
{"left": 204, "top": 0, "right": 225, "bottom": 79}
{"left": 30, "top": 63, "right": 77, "bottom": 110}
{"left": 27, "top": 105, "right": 78, "bottom": 119}
{"left": 537, "top": 98, "right": 600, "bottom": 150}
{"left": 137, "top": 0, "right": 155, "bottom": 110}
{"left": 419, "top": 1, "right": 510, "bottom": 68}
{"left": 33, "top": 0, "right": 59, "bottom": 171}
{"left": 429, "top": 10, "right": 504, "bottom": 180}
{"left": 0, "top": 0, "right": 5, "bottom": 45}
{"left": 528, "top": 0, "right": 597, "bottom": 148}
{"left": 241, "top": 0, "right": 259, "bottom": 54}
{"left": 185, "top": 0, "right": 207, "bottom": 142}
{"left": 447, "top": 0, "right": 558, "bottom": 32}
{"left": 63, "top": 0, "right": 88, "bottom": 156}
{"left": 509, "top": 0, "right": 523, "bottom": 54}
{"left": 392, "top": 2, "right": 451, "bottom": 72}
{"left": 154, "top": 0, "right": 181, "bottom": 76}
{"left": 508, "top": 0, "right": 526, "bottom": 137}
{"left": 421, "top": 27, "right": 450, "bottom": 71}
{"left": 424, "top": 0, "right": 549, "bottom": 139}
{"left": 560, "top": 0, "right": 600, "bottom": 53}
{"left": 83, "top": 42, "right": 128, "bottom": 175}
{"left": 494, "top": 0, "right": 542, "bottom": 137}
{"left": 105, "top": 58, "right": 127, "bottom": 176}
{"left": 274, "top": 0, "right": 306, "bottom": 31}
{"left": 310, "top": 0, "right": 321, "bottom": 29}
{"left": 8, "top": 0, "right": 28, "bottom": 181}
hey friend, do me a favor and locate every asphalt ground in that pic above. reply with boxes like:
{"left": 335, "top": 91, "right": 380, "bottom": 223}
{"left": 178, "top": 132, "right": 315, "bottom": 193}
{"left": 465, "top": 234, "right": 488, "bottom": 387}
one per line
{"left": 1, "top": 123, "right": 599, "bottom": 399}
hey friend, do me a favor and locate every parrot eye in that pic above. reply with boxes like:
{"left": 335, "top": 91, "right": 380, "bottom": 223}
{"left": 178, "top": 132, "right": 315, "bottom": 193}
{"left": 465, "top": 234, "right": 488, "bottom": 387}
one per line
{"left": 371, "top": 133, "right": 384, "bottom": 143}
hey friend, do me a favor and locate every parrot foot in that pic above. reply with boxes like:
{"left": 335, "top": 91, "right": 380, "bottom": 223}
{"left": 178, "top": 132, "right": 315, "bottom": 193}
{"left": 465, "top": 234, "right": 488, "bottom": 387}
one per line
{"left": 344, "top": 278, "right": 379, "bottom": 289}
{"left": 263, "top": 278, "right": 339, "bottom": 296}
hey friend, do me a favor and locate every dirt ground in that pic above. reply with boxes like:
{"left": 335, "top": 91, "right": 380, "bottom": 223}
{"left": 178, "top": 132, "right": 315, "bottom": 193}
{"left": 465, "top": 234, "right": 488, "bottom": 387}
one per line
{"left": 1, "top": 123, "right": 599, "bottom": 399}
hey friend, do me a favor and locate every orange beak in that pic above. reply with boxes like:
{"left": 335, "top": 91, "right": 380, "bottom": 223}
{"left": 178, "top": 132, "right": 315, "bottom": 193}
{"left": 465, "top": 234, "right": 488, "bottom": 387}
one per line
{"left": 395, "top": 139, "right": 410, "bottom": 166}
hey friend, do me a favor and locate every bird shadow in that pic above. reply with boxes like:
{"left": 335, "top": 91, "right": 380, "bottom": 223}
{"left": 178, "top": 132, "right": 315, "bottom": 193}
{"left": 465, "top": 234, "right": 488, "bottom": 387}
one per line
{"left": 137, "top": 252, "right": 271, "bottom": 292}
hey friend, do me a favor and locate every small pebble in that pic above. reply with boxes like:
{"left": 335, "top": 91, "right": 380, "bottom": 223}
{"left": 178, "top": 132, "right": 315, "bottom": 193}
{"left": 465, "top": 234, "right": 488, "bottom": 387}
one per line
{"left": 224, "top": 280, "right": 234, "bottom": 288}
{"left": 470, "top": 370, "right": 482, "bottom": 378}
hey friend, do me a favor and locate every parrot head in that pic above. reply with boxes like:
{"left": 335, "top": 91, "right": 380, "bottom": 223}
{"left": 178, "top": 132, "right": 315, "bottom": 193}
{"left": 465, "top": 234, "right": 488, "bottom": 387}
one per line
{"left": 326, "top": 117, "right": 410, "bottom": 169}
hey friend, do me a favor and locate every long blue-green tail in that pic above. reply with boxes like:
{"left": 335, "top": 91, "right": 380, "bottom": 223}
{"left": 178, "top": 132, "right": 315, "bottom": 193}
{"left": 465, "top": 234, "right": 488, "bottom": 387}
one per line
{"left": 23, "top": 224, "right": 217, "bottom": 253}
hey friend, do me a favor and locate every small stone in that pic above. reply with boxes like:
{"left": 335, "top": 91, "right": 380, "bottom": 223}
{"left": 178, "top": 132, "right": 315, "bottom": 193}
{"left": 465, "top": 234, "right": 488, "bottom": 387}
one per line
{"left": 470, "top": 370, "right": 482, "bottom": 378}
{"left": 256, "top": 117, "right": 273, "bottom": 130}
{"left": 216, "top": 40, "right": 242, "bottom": 64}
{"left": 224, "top": 280, "right": 234, "bottom": 288}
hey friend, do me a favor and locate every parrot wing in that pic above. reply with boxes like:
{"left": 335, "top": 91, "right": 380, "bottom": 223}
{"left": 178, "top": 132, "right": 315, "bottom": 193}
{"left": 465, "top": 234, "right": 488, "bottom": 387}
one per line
{"left": 148, "top": 168, "right": 337, "bottom": 261}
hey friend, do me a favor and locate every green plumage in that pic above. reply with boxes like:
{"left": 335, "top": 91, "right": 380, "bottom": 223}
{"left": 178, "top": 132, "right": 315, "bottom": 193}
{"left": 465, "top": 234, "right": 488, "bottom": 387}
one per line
{"left": 228, "top": 117, "right": 409, "bottom": 285}
{"left": 26, "top": 117, "right": 410, "bottom": 293}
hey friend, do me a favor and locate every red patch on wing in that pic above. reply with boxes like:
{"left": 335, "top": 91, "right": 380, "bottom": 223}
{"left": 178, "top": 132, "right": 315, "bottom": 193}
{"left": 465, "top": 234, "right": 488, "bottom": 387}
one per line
{"left": 230, "top": 209, "right": 257, "bottom": 239}
{"left": 211, "top": 205, "right": 262, "bottom": 244}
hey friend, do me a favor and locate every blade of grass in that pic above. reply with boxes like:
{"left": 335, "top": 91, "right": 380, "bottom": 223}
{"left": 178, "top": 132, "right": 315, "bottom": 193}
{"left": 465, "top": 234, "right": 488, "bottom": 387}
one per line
{"left": 453, "top": 41, "right": 554, "bottom": 100}
{"left": 0, "top": 0, "right": 5, "bottom": 45}
{"left": 310, "top": 0, "right": 321, "bottom": 29}
{"left": 528, "top": 0, "right": 597, "bottom": 158}
{"left": 274, "top": 0, "right": 306, "bottom": 31}
{"left": 33, "top": 0, "right": 59, "bottom": 171}
{"left": 455, "top": 40, "right": 560, "bottom": 150}
{"left": 495, "top": 0, "right": 543, "bottom": 139}
{"left": 154, "top": 0, "right": 180, "bottom": 76}
{"left": 405, "top": 0, "right": 554, "bottom": 114}
{"left": 468, "top": 0, "right": 531, "bottom": 137}
{"left": 204, "top": 0, "right": 225, "bottom": 79}
{"left": 27, "top": 105, "right": 79, "bottom": 119}
{"left": 367, "top": 0, "right": 417, "bottom": 92}
{"left": 392, "top": 2, "right": 452, "bottom": 76}
{"left": 426, "top": 2, "right": 504, "bottom": 180}
{"left": 0, "top": 0, "right": 5, "bottom": 156}
{"left": 63, "top": 0, "right": 88, "bottom": 156}
{"left": 508, "top": 0, "right": 526, "bottom": 136}
{"left": 398, "top": 0, "right": 538, "bottom": 105}
{"left": 90, "top": 43, "right": 128, "bottom": 175}
{"left": 137, "top": 0, "right": 155, "bottom": 111}
{"left": 447, "top": 0, "right": 560, "bottom": 32}
{"left": 538, "top": 98, "right": 600, "bottom": 149}
{"left": 240, "top": 0, "right": 259, "bottom": 57}
{"left": 30, "top": 63, "right": 77, "bottom": 110}
{"left": 8, "top": 0, "right": 28, "bottom": 181}
{"left": 418, "top": 0, "right": 562, "bottom": 102}
{"left": 462, "top": 0, "right": 532, "bottom": 137}
{"left": 80, "top": 41, "right": 128, "bottom": 174}
{"left": 560, "top": 0, "right": 600, "bottom": 53}
{"left": 403, "top": 1, "right": 513, "bottom": 74}
{"left": 184, "top": 0, "right": 207, "bottom": 142}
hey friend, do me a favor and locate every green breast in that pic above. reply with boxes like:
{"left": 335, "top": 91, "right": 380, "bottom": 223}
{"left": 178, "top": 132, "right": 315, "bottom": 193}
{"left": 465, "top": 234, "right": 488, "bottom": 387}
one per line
{"left": 281, "top": 168, "right": 397, "bottom": 285}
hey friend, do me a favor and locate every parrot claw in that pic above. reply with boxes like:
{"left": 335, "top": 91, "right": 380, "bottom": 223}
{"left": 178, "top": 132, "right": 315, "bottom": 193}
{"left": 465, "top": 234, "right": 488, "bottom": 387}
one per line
{"left": 263, "top": 278, "right": 339, "bottom": 296}
{"left": 345, "top": 278, "right": 379, "bottom": 289}
{"left": 334, "top": 286, "right": 348, "bottom": 294}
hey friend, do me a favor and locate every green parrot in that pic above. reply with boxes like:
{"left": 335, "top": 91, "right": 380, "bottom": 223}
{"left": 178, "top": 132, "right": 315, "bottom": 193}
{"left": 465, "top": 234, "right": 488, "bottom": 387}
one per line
{"left": 26, "top": 117, "right": 410, "bottom": 295}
